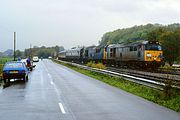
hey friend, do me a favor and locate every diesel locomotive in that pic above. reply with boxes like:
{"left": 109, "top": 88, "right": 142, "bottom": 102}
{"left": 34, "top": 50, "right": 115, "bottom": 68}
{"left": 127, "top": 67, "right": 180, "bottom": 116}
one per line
{"left": 58, "top": 41, "right": 164, "bottom": 69}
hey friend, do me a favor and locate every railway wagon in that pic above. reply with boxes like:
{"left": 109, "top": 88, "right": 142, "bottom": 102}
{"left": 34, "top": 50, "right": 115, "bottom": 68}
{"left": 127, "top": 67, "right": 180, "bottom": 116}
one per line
{"left": 83, "top": 45, "right": 96, "bottom": 63}
{"left": 93, "top": 46, "right": 105, "bottom": 63}
{"left": 105, "top": 41, "right": 163, "bottom": 69}
{"left": 62, "top": 46, "right": 84, "bottom": 63}
{"left": 58, "top": 50, "right": 67, "bottom": 61}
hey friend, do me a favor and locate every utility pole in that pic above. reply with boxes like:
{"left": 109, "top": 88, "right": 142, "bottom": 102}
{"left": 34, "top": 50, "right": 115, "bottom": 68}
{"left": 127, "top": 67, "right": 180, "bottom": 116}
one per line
{"left": 13, "top": 32, "right": 16, "bottom": 61}
{"left": 30, "top": 44, "right": 32, "bottom": 58}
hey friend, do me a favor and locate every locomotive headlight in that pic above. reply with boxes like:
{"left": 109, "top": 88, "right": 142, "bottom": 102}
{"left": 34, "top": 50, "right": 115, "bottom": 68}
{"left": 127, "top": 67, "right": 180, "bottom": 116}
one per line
{"left": 147, "top": 53, "right": 152, "bottom": 57}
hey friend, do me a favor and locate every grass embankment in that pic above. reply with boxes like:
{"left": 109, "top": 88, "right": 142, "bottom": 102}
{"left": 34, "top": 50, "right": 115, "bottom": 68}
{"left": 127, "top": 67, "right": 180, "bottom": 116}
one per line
{"left": 0, "top": 58, "right": 13, "bottom": 82}
{"left": 54, "top": 60, "right": 180, "bottom": 112}
{"left": 0, "top": 57, "right": 13, "bottom": 70}
{"left": 0, "top": 57, "right": 13, "bottom": 64}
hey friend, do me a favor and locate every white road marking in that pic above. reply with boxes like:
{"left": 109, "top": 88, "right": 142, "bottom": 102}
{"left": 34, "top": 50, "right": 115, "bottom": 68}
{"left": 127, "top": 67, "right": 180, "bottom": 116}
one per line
{"left": 44, "top": 62, "right": 66, "bottom": 114}
{"left": 47, "top": 71, "right": 62, "bottom": 96}
{"left": 48, "top": 73, "right": 51, "bottom": 77}
{"left": 48, "top": 73, "right": 54, "bottom": 85}
{"left": 59, "top": 103, "right": 66, "bottom": 114}
{"left": 50, "top": 81, "right": 54, "bottom": 85}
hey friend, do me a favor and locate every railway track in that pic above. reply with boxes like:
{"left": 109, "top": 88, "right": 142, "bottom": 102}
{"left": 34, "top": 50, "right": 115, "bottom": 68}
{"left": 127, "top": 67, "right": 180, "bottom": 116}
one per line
{"left": 106, "top": 65, "right": 180, "bottom": 76}
{"left": 55, "top": 59, "right": 180, "bottom": 90}
{"left": 107, "top": 67, "right": 180, "bottom": 82}
{"left": 157, "top": 68, "right": 180, "bottom": 75}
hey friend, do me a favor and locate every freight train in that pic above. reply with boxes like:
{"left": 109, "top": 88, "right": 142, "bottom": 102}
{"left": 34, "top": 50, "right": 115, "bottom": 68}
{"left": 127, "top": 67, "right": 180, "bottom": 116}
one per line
{"left": 58, "top": 41, "right": 164, "bottom": 69}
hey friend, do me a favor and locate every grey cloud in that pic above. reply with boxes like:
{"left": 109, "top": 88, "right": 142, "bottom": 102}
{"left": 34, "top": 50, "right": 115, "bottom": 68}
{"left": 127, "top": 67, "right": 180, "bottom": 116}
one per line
{"left": 0, "top": 0, "right": 180, "bottom": 51}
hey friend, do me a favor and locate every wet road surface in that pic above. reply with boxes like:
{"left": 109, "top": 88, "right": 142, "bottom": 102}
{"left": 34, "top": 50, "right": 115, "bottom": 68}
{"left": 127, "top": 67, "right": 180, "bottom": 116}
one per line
{"left": 0, "top": 59, "right": 179, "bottom": 120}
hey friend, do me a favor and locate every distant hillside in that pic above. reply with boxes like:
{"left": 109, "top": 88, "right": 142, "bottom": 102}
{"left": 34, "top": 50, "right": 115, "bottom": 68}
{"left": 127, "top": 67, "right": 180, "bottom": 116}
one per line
{"left": 99, "top": 23, "right": 180, "bottom": 46}
{"left": 3, "top": 49, "right": 13, "bottom": 57}
{"left": 0, "top": 52, "right": 3, "bottom": 57}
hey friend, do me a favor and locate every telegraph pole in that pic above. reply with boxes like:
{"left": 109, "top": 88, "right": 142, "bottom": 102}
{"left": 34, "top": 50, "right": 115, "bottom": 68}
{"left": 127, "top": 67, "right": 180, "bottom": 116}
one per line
{"left": 13, "top": 32, "right": 16, "bottom": 61}
{"left": 30, "top": 44, "right": 32, "bottom": 58}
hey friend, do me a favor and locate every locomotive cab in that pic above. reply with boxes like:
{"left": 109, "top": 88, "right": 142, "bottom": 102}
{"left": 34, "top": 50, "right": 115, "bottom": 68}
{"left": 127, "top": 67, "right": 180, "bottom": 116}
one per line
{"left": 143, "top": 41, "right": 163, "bottom": 68}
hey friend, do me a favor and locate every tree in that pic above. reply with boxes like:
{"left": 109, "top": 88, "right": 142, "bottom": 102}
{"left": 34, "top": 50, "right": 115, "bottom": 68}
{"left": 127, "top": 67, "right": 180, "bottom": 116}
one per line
{"left": 15, "top": 50, "right": 22, "bottom": 57}
{"left": 37, "top": 49, "right": 51, "bottom": 58}
{"left": 147, "top": 28, "right": 166, "bottom": 42}
{"left": 59, "top": 46, "right": 65, "bottom": 52}
{"left": 161, "top": 29, "right": 180, "bottom": 65}
{"left": 54, "top": 45, "right": 59, "bottom": 53}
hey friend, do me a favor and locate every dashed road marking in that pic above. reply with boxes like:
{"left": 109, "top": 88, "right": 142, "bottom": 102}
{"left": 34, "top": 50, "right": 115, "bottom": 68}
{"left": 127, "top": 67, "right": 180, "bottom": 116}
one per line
{"left": 50, "top": 81, "right": 54, "bottom": 85}
{"left": 48, "top": 73, "right": 54, "bottom": 85}
{"left": 59, "top": 103, "right": 66, "bottom": 114}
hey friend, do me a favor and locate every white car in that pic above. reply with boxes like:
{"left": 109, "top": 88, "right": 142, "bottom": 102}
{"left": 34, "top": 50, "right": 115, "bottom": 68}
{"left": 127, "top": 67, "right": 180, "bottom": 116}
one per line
{"left": 48, "top": 56, "right": 52, "bottom": 59}
{"left": 33, "top": 56, "right": 39, "bottom": 62}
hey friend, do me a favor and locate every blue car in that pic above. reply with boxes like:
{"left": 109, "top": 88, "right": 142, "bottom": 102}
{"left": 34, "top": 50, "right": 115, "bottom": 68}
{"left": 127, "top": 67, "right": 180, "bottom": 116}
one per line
{"left": 2, "top": 61, "right": 28, "bottom": 84}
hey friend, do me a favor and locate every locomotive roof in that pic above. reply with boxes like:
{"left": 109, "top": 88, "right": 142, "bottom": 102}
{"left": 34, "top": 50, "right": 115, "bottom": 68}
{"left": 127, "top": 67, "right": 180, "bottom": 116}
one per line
{"left": 84, "top": 45, "right": 96, "bottom": 49}
{"left": 59, "top": 50, "right": 67, "bottom": 53}
{"left": 71, "top": 46, "right": 83, "bottom": 49}
{"left": 107, "top": 41, "right": 150, "bottom": 48}
{"left": 94, "top": 45, "right": 104, "bottom": 50}
{"left": 70, "top": 46, "right": 83, "bottom": 50}
{"left": 107, "top": 44, "right": 124, "bottom": 48}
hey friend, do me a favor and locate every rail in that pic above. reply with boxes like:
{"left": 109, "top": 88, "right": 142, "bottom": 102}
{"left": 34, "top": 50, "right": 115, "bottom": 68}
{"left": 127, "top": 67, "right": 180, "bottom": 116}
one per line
{"left": 54, "top": 59, "right": 180, "bottom": 90}
{"left": 107, "top": 67, "right": 180, "bottom": 85}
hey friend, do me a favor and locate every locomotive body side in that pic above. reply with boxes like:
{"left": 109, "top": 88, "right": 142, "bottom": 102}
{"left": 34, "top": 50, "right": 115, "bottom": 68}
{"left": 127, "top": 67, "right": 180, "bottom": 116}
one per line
{"left": 83, "top": 46, "right": 96, "bottom": 63}
{"left": 64, "top": 47, "right": 84, "bottom": 63}
{"left": 105, "top": 41, "right": 163, "bottom": 69}
{"left": 58, "top": 41, "right": 163, "bottom": 69}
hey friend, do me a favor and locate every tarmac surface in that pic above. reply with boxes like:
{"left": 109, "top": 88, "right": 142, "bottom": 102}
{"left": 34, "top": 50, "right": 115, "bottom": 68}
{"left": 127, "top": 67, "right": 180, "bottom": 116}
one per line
{"left": 0, "top": 59, "right": 179, "bottom": 120}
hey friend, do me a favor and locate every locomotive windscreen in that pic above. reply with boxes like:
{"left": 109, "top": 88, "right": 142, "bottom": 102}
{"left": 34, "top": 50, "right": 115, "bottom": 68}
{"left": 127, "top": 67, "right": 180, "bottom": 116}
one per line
{"left": 145, "top": 44, "right": 162, "bottom": 51}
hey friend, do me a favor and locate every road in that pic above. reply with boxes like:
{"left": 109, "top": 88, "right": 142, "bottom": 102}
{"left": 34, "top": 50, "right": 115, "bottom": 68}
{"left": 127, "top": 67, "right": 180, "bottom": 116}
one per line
{"left": 0, "top": 59, "right": 179, "bottom": 120}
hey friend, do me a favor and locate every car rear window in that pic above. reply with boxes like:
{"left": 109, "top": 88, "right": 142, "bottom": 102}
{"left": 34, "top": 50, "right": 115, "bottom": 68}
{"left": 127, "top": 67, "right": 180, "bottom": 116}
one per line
{"left": 5, "top": 63, "right": 23, "bottom": 68}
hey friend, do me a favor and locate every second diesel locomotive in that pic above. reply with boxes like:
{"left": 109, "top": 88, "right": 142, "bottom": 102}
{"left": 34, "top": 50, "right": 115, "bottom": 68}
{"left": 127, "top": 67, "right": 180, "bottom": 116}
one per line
{"left": 58, "top": 41, "right": 164, "bottom": 69}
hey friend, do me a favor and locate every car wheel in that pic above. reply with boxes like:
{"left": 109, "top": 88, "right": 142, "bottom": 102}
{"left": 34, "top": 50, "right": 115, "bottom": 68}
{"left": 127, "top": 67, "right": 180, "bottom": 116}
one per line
{"left": 8, "top": 79, "right": 10, "bottom": 84}
{"left": 26, "top": 76, "right": 28, "bottom": 81}
{"left": 3, "top": 78, "right": 7, "bottom": 84}
{"left": 23, "top": 76, "right": 26, "bottom": 81}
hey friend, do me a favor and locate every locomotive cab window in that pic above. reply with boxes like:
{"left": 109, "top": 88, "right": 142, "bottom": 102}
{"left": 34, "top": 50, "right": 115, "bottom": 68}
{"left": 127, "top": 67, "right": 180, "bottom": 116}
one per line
{"left": 130, "top": 46, "right": 133, "bottom": 51}
{"left": 134, "top": 47, "right": 137, "bottom": 51}
{"left": 145, "top": 44, "right": 162, "bottom": 51}
{"left": 130, "top": 46, "right": 137, "bottom": 51}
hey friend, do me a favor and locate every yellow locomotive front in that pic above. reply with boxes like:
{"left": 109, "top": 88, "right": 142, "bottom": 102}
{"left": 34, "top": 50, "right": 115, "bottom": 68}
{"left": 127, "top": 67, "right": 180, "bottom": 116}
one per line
{"left": 143, "top": 41, "right": 164, "bottom": 68}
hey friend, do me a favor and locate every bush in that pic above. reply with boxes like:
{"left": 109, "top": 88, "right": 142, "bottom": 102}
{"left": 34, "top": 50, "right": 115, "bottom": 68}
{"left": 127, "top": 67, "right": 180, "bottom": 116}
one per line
{"left": 86, "top": 61, "right": 95, "bottom": 67}
{"left": 96, "top": 63, "right": 106, "bottom": 69}
{"left": 86, "top": 61, "right": 106, "bottom": 69}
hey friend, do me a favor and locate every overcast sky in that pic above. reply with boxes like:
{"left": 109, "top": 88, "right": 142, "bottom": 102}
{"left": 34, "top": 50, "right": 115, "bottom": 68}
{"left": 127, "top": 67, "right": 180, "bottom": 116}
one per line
{"left": 0, "top": 0, "right": 180, "bottom": 51}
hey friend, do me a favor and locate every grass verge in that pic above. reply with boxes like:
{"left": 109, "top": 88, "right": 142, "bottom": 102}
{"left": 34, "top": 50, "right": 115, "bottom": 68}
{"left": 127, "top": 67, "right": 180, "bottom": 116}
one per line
{"left": 0, "top": 57, "right": 13, "bottom": 64}
{"left": 0, "top": 57, "right": 13, "bottom": 84}
{"left": 54, "top": 60, "right": 180, "bottom": 112}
